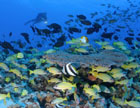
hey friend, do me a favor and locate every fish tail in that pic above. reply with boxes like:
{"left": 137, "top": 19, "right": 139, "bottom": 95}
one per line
{"left": 29, "top": 70, "right": 33, "bottom": 75}
{"left": 24, "top": 19, "right": 35, "bottom": 25}
{"left": 7, "top": 92, "right": 10, "bottom": 98}
{"left": 22, "top": 76, "right": 28, "bottom": 80}
{"left": 124, "top": 100, "right": 127, "bottom": 104}
{"left": 4, "top": 99, "right": 7, "bottom": 105}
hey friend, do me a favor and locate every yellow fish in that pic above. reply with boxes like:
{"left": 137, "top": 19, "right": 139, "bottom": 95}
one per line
{"left": 21, "top": 89, "right": 28, "bottom": 96}
{"left": 0, "top": 63, "right": 9, "bottom": 71}
{"left": 44, "top": 49, "right": 56, "bottom": 54}
{"left": 0, "top": 93, "right": 11, "bottom": 105}
{"left": 102, "top": 45, "right": 115, "bottom": 50}
{"left": 51, "top": 97, "right": 67, "bottom": 104}
{"left": 66, "top": 38, "right": 81, "bottom": 45}
{"left": 113, "top": 41, "right": 124, "bottom": 46}
{"left": 30, "top": 69, "right": 47, "bottom": 75}
{"left": 12, "top": 61, "right": 27, "bottom": 70}
{"left": 9, "top": 69, "right": 27, "bottom": 80}
{"left": 91, "top": 65, "right": 110, "bottom": 72}
{"left": 53, "top": 82, "right": 76, "bottom": 92}
{"left": 109, "top": 68, "right": 122, "bottom": 73}
{"left": 125, "top": 100, "right": 140, "bottom": 107}
{"left": 83, "top": 87, "right": 101, "bottom": 99}
{"left": 95, "top": 41, "right": 109, "bottom": 46}
{"left": 91, "top": 72, "right": 114, "bottom": 83}
{"left": 112, "top": 96, "right": 125, "bottom": 106}
{"left": 9, "top": 69, "right": 22, "bottom": 77}
{"left": 75, "top": 48, "right": 88, "bottom": 53}
{"left": 5, "top": 77, "right": 11, "bottom": 83}
{"left": 48, "top": 78, "right": 61, "bottom": 83}
{"left": 121, "top": 62, "right": 139, "bottom": 70}
{"left": 47, "top": 67, "right": 61, "bottom": 75}
{"left": 115, "top": 79, "right": 129, "bottom": 85}
{"left": 16, "top": 52, "right": 24, "bottom": 59}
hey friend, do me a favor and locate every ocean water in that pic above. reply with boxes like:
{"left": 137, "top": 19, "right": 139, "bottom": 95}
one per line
{"left": 0, "top": 0, "right": 140, "bottom": 108}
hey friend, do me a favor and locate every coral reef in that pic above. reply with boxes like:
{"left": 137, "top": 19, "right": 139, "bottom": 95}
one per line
{"left": 43, "top": 50, "right": 128, "bottom": 68}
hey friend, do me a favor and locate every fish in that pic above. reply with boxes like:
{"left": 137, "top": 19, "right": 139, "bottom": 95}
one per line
{"left": 0, "top": 41, "right": 20, "bottom": 53}
{"left": 35, "top": 27, "right": 42, "bottom": 35}
{"left": 66, "top": 36, "right": 89, "bottom": 45}
{"left": 80, "top": 20, "right": 91, "bottom": 25}
{"left": 21, "top": 89, "right": 28, "bottom": 96}
{"left": 121, "top": 62, "right": 139, "bottom": 70}
{"left": 102, "top": 45, "right": 115, "bottom": 50}
{"left": 5, "top": 77, "right": 11, "bottom": 83}
{"left": 0, "top": 63, "right": 9, "bottom": 71}
{"left": 91, "top": 85, "right": 101, "bottom": 92}
{"left": 44, "top": 49, "right": 56, "bottom": 54}
{"left": 100, "top": 85, "right": 110, "bottom": 93}
{"left": 24, "top": 12, "right": 47, "bottom": 25}
{"left": 83, "top": 87, "right": 101, "bottom": 99}
{"left": 29, "top": 69, "right": 47, "bottom": 75}
{"left": 65, "top": 19, "right": 73, "bottom": 25}
{"left": 47, "top": 67, "right": 62, "bottom": 75}
{"left": 47, "top": 78, "right": 61, "bottom": 83}
{"left": 115, "top": 79, "right": 129, "bottom": 85}
{"left": 86, "top": 27, "right": 95, "bottom": 34}
{"left": 94, "top": 41, "right": 109, "bottom": 46}
{"left": 112, "top": 96, "right": 126, "bottom": 106}
{"left": 125, "top": 100, "right": 140, "bottom": 107}
{"left": 53, "top": 82, "right": 76, "bottom": 92}
{"left": 0, "top": 93, "right": 11, "bottom": 105}
{"left": 77, "top": 14, "right": 86, "bottom": 20}
{"left": 41, "top": 29, "right": 51, "bottom": 35}
{"left": 20, "top": 33, "right": 30, "bottom": 44}
{"left": 47, "top": 23, "right": 62, "bottom": 33}
{"left": 90, "top": 72, "right": 114, "bottom": 83}
{"left": 92, "top": 23, "right": 101, "bottom": 32}
{"left": 91, "top": 65, "right": 111, "bottom": 72}
{"left": 101, "top": 32, "right": 114, "bottom": 40}
{"left": 68, "top": 15, "right": 74, "bottom": 17}
{"left": 16, "top": 52, "right": 24, "bottom": 59}
{"left": 9, "top": 32, "right": 12, "bottom": 36}
{"left": 9, "top": 69, "right": 28, "bottom": 79}
{"left": 75, "top": 48, "right": 88, "bottom": 53}
{"left": 30, "top": 26, "right": 35, "bottom": 33}
{"left": 53, "top": 34, "right": 66, "bottom": 48}
{"left": 51, "top": 97, "right": 67, "bottom": 104}
{"left": 124, "top": 37, "right": 134, "bottom": 45}
{"left": 68, "top": 27, "right": 81, "bottom": 34}
{"left": 62, "top": 62, "right": 78, "bottom": 76}
{"left": 80, "top": 36, "right": 88, "bottom": 43}
{"left": 74, "top": 92, "right": 80, "bottom": 105}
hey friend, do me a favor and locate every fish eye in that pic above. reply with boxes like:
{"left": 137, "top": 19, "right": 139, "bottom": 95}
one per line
{"left": 89, "top": 73, "right": 92, "bottom": 76}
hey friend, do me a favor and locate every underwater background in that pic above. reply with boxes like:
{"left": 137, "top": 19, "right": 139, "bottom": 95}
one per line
{"left": 0, "top": 0, "right": 140, "bottom": 108}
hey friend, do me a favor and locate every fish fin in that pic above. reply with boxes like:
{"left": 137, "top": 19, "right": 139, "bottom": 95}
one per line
{"left": 29, "top": 70, "right": 33, "bottom": 75}
{"left": 7, "top": 92, "right": 10, "bottom": 98}
{"left": 24, "top": 19, "right": 35, "bottom": 25}
{"left": 4, "top": 99, "right": 6, "bottom": 105}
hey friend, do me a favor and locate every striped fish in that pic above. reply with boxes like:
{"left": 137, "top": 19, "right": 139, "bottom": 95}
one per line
{"left": 62, "top": 62, "right": 78, "bottom": 76}
{"left": 55, "top": 104, "right": 65, "bottom": 108}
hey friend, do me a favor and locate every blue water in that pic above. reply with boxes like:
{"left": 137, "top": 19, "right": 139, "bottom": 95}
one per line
{"left": 1, "top": 0, "right": 139, "bottom": 50}
{"left": 0, "top": 0, "right": 140, "bottom": 107}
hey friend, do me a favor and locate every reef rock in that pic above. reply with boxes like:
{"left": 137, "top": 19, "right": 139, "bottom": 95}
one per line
{"left": 43, "top": 50, "right": 128, "bottom": 68}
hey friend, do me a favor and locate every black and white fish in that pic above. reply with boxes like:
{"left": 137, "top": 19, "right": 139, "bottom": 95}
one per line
{"left": 62, "top": 62, "right": 78, "bottom": 76}
{"left": 55, "top": 104, "right": 65, "bottom": 108}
